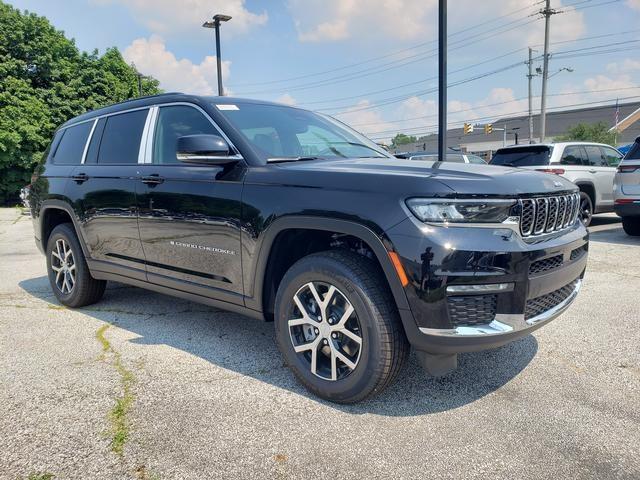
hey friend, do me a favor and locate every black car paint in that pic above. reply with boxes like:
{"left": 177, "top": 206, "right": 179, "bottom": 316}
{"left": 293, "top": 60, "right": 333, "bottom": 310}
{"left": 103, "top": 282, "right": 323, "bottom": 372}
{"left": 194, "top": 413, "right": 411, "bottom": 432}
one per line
{"left": 30, "top": 94, "right": 588, "bottom": 357}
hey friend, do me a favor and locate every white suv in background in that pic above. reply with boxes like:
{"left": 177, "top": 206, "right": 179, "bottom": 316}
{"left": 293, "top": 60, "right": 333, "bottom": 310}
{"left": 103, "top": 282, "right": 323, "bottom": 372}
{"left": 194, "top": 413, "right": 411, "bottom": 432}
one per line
{"left": 490, "top": 142, "right": 623, "bottom": 226}
{"left": 614, "top": 136, "right": 640, "bottom": 236}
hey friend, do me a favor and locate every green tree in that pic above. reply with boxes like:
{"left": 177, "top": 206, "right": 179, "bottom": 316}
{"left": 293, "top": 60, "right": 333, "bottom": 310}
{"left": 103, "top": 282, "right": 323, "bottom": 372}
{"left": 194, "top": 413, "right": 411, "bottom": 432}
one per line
{"left": 0, "top": 2, "right": 161, "bottom": 204}
{"left": 555, "top": 121, "right": 617, "bottom": 146}
{"left": 391, "top": 133, "right": 418, "bottom": 148}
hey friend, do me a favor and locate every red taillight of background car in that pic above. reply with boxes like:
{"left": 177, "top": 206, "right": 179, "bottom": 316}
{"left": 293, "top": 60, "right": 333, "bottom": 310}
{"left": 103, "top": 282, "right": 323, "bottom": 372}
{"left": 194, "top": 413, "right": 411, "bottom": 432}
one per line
{"left": 617, "top": 165, "right": 640, "bottom": 173}
{"left": 615, "top": 198, "right": 640, "bottom": 204}
{"left": 536, "top": 168, "right": 565, "bottom": 175}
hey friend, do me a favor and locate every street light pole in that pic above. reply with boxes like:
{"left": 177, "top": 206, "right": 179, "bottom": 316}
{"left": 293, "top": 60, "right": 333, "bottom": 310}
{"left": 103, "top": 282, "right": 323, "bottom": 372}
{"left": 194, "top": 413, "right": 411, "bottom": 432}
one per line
{"left": 539, "top": 0, "right": 557, "bottom": 142}
{"left": 438, "top": 0, "right": 447, "bottom": 162}
{"left": 203, "top": 14, "right": 232, "bottom": 96}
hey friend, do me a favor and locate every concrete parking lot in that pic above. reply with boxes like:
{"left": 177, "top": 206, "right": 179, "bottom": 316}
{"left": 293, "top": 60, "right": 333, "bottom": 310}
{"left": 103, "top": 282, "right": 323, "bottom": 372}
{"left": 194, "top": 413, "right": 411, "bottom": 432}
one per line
{"left": 1, "top": 207, "right": 639, "bottom": 479}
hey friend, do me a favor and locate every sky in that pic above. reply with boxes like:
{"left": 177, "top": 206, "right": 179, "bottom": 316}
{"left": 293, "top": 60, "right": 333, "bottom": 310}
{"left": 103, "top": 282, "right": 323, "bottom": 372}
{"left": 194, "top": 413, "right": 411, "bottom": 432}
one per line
{"left": 7, "top": 0, "right": 640, "bottom": 142}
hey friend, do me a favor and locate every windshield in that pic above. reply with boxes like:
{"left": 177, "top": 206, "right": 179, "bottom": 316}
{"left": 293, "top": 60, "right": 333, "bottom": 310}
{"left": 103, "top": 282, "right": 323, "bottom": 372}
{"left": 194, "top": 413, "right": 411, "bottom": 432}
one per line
{"left": 490, "top": 146, "right": 552, "bottom": 167}
{"left": 213, "top": 102, "right": 391, "bottom": 163}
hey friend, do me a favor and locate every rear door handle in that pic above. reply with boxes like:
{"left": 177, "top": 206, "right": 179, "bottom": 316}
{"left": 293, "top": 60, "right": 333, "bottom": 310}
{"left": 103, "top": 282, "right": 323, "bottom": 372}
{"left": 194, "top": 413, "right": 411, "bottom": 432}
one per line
{"left": 589, "top": 169, "right": 597, "bottom": 174}
{"left": 141, "top": 174, "right": 164, "bottom": 185}
{"left": 71, "top": 173, "right": 89, "bottom": 183}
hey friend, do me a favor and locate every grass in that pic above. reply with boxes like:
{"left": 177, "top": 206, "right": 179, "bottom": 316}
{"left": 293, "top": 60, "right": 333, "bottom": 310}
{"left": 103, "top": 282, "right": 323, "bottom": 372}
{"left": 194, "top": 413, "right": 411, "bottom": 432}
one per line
{"left": 27, "top": 474, "right": 54, "bottom": 480}
{"left": 96, "top": 323, "right": 136, "bottom": 456}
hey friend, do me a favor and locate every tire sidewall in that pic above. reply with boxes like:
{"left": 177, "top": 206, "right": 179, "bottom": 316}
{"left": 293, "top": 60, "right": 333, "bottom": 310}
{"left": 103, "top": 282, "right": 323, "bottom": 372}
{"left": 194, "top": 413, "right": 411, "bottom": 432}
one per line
{"left": 275, "top": 256, "right": 387, "bottom": 402}
{"left": 579, "top": 191, "right": 593, "bottom": 227}
{"left": 46, "top": 224, "right": 86, "bottom": 306}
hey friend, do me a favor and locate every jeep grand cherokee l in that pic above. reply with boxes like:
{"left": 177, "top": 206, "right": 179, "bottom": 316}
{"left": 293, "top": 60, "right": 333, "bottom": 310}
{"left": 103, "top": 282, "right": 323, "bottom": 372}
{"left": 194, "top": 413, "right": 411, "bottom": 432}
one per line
{"left": 29, "top": 94, "right": 588, "bottom": 403}
{"left": 614, "top": 136, "right": 640, "bottom": 236}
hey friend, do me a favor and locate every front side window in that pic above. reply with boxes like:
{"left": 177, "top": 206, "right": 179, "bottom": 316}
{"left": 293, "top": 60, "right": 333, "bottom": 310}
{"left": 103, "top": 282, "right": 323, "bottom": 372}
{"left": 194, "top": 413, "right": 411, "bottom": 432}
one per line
{"left": 560, "top": 146, "right": 588, "bottom": 166}
{"left": 601, "top": 146, "right": 623, "bottom": 167}
{"left": 52, "top": 122, "right": 93, "bottom": 165}
{"left": 214, "top": 102, "right": 390, "bottom": 163}
{"left": 97, "top": 109, "right": 148, "bottom": 164}
{"left": 153, "top": 105, "right": 219, "bottom": 164}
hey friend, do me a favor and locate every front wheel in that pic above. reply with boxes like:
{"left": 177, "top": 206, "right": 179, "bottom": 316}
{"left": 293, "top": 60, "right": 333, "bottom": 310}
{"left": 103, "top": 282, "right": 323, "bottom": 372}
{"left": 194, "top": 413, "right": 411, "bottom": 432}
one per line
{"left": 579, "top": 191, "right": 593, "bottom": 227}
{"left": 274, "top": 250, "right": 409, "bottom": 403}
{"left": 622, "top": 217, "right": 640, "bottom": 236}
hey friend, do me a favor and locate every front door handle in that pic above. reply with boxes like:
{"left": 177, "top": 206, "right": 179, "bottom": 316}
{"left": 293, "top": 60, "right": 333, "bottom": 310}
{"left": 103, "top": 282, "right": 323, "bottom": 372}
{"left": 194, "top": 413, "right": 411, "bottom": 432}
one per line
{"left": 589, "top": 169, "right": 597, "bottom": 174}
{"left": 71, "top": 173, "right": 89, "bottom": 183}
{"left": 141, "top": 174, "right": 164, "bottom": 185}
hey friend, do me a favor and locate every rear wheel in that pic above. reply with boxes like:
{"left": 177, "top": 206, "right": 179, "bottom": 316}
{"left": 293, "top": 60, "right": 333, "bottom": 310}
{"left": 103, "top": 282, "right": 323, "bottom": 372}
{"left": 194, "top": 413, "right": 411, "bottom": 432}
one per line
{"left": 622, "top": 217, "right": 640, "bottom": 236}
{"left": 274, "top": 250, "right": 409, "bottom": 403}
{"left": 46, "top": 223, "right": 106, "bottom": 307}
{"left": 579, "top": 191, "right": 593, "bottom": 227}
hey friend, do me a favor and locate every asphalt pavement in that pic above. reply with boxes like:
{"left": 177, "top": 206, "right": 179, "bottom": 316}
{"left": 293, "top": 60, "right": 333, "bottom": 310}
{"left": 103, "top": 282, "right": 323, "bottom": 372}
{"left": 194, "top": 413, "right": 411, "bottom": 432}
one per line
{"left": 1, "top": 208, "right": 639, "bottom": 479}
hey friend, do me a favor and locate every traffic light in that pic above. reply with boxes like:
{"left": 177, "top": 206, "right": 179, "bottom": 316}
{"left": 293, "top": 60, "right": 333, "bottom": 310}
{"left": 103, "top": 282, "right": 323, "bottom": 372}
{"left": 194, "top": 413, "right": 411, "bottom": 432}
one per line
{"left": 484, "top": 124, "right": 493, "bottom": 134}
{"left": 463, "top": 123, "right": 473, "bottom": 134}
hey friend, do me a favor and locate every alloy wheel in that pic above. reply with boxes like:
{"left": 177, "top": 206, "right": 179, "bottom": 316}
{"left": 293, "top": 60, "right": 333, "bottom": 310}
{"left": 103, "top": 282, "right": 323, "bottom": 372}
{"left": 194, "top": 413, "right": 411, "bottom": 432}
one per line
{"left": 288, "top": 281, "right": 362, "bottom": 381}
{"left": 51, "top": 238, "right": 76, "bottom": 294}
{"left": 579, "top": 196, "right": 592, "bottom": 226}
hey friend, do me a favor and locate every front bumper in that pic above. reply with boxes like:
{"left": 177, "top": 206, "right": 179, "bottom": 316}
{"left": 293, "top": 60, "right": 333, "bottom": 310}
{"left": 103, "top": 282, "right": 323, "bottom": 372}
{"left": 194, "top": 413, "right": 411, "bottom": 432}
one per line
{"left": 386, "top": 217, "right": 588, "bottom": 354}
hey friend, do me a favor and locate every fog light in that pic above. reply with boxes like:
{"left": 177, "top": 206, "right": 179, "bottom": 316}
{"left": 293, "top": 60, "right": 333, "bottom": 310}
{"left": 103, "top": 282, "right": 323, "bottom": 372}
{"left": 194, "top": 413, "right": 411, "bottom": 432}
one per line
{"left": 446, "top": 283, "right": 514, "bottom": 294}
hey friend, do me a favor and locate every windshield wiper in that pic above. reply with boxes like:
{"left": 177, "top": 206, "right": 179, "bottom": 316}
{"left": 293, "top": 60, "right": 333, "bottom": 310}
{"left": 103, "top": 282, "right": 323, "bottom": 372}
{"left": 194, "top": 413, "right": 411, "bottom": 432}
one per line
{"left": 266, "top": 156, "right": 322, "bottom": 163}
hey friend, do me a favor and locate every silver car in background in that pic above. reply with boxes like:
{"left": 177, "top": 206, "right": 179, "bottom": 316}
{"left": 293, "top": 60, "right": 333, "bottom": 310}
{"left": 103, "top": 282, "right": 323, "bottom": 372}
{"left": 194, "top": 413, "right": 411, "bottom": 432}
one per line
{"left": 490, "top": 142, "right": 623, "bottom": 226}
{"left": 614, "top": 136, "right": 640, "bottom": 236}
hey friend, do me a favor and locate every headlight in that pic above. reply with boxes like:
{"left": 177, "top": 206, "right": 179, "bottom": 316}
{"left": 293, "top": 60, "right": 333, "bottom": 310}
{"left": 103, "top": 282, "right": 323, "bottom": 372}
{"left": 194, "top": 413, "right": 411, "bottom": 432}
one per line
{"left": 406, "top": 198, "right": 516, "bottom": 223}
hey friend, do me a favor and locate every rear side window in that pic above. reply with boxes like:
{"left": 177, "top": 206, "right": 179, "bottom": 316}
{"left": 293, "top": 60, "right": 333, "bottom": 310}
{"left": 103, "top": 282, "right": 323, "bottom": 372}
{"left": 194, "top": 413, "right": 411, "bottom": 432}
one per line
{"left": 490, "top": 146, "right": 552, "bottom": 167}
{"left": 52, "top": 122, "right": 93, "bottom": 165}
{"left": 623, "top": 142, "right": 640, "bottom": 161}
{"left": 560, "top": 146, "right": 588, "bottom": 166}
{"left": 97, "top": 109, "right": 148, "bottom": 164}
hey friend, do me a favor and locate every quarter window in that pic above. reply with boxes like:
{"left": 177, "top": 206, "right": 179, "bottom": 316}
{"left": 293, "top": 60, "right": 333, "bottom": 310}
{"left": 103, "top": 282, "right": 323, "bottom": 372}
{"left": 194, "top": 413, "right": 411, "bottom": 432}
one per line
{"left": 52, "top": 122, "right": 93, "bottom": 165}
{"left": 97, "top": 109, "right": 148, "bottom": 164}
{"left": 584, "top": 145, "right": 606, "bottom": 167}
{"left": 153, "top": 106, "right": 219, "bottom": 164}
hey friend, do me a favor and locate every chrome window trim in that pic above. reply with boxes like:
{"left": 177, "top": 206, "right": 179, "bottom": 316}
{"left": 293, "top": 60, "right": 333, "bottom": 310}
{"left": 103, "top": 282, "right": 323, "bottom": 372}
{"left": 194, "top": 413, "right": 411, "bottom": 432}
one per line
{"left": 58, "top": 105, "right": 152, "bottom": 131}
{"left": 80, "top": 119, "right": 98, "bottom": 165}
{"left": 148, "top": 102, "right": 243, "bottom": 164}
{"left": 138, "top": 107, "right": 155, "bottom": 165}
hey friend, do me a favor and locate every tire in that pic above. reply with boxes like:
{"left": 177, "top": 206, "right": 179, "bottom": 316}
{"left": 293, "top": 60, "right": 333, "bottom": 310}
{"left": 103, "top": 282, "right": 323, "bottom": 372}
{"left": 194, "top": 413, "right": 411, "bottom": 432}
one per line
{"left": 579, "top": 191, "right": 593, "bottom": 227}
{"left": 622, "top": 217, "right": 640, "bottom": 236}
{"left": 274, "top": 250, "right": 409, "bottom": 403}
{"left": 46, "top": 223, "right": 106, "bottom": 307}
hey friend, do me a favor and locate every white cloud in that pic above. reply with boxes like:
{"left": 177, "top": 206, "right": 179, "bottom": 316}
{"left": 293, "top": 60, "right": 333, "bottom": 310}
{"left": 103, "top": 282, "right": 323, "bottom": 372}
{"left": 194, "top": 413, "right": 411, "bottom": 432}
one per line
{"left": 289, "top": 0, "right": 438, "bottom": 42}
{"left": 336, "top": 100, "right": 397, "bottom": 141}
{"left": 627, "top": 0, "right": 640, "bottom": 10}
{"left": 288, "top": 0, "right": 585, "bottom": 45}
{"left": 276, "top": 93, "right": 297, "bottom": 106}
{"left": 92, "top": 0, "right": 267, "bottom": 35}
{"left": 123, "top": 35, "right": 230, "bottom": 96}
{"left": 607, "top": 59, "right": 640, "bottom": 75}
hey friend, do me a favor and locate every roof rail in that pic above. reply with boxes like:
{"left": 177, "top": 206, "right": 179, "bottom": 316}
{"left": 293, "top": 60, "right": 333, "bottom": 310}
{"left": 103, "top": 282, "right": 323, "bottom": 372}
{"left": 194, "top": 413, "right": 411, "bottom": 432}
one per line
{"left": 114, "top": 92, "right": 185, "bottom": 106}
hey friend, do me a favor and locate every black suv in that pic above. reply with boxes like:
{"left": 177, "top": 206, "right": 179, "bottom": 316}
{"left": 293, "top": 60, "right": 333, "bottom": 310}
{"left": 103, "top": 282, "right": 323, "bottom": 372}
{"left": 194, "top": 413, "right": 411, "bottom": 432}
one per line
{"left": 29, "top": 94, "right": 588, "bottom": 403}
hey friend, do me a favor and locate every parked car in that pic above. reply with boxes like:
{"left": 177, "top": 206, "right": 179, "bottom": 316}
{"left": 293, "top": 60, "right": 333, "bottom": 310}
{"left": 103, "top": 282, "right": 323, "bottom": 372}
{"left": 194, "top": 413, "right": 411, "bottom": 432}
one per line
{"left": 614, "top": 136, "right": 640, "bottom": 236}
{"left": 20, "top": 184, "right": 31, "bottom": 210}
{"left": 490, "top": 142, "right": 623, "bottom": 226}
{"left": 29, "top": 94, "right": 588, "bottom": 403}
{"left": 396, "top": 152, "right": 487, "bottom": 164}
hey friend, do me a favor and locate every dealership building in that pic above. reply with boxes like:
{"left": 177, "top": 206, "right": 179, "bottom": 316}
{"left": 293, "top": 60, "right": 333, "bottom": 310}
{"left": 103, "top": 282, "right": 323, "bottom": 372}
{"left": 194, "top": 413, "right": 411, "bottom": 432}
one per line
{"left": 393, "top": 101, "right": 640, "bottom": 158}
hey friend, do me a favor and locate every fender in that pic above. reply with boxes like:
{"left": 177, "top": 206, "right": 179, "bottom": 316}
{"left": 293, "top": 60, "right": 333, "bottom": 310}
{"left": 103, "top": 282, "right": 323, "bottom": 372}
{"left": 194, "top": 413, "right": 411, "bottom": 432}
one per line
{"left": 39, "top": 199, "right": 92, "bottom": 259}
{"left": 244, "top": 215, "right": 411, "bottom": 314}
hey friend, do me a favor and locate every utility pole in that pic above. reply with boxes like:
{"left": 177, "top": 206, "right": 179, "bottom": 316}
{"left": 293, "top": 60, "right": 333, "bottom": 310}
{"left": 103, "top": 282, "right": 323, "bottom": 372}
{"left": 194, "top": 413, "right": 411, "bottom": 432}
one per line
{"left": 438, "top": 0, "right": 447, "bottom": 162}
{"left": 137, "top": 72, "right": 143, "bottom": 97}
{"left": 527, "top": 47, "right": 535, "bottom": 143}
{"left": 539, "top": 0, "right": 558, "bottom": 142}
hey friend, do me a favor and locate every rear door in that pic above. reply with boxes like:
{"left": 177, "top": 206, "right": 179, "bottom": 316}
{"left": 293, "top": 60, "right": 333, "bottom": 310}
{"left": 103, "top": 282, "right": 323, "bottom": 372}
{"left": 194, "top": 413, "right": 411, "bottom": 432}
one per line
{"left": 135, "top": 103, "right": 245, "bottom": 305}
{"left": 65, "top": 108, "right": 149, "bottom": 279}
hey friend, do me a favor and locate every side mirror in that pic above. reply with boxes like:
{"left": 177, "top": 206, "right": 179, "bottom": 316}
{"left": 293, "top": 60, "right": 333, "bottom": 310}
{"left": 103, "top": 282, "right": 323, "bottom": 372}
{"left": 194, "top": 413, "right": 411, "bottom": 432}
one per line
{"left": 176, "top": 134, "right": 237, "bottom": 165}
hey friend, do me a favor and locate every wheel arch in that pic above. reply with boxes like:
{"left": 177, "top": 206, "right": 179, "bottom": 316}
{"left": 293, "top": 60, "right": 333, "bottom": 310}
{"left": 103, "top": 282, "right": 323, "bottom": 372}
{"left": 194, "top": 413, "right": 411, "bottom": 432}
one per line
{"left": 248, "top": 216, "right": 410, "bottom": 320}
{"left": 39, "top": 200, "right": 90, "bottom": 259}
{"left": 575, "top": 181, "right": 596, "bottom": 208}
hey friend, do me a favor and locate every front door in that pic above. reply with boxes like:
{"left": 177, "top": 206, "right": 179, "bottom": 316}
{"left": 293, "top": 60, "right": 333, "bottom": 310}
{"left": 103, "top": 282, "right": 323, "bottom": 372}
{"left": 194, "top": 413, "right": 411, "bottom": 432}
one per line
{"left": 584, "top": 144, "right": 616, "bottom": 210}
{"left": 136, "top": 104, "right": 245, "bottom": 305}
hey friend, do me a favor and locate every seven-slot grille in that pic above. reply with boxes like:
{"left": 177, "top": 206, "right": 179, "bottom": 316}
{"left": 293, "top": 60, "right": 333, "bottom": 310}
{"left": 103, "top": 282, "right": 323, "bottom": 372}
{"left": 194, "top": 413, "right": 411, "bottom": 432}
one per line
{"left": 519, "top": 193, "right": 580, "bottom": 237}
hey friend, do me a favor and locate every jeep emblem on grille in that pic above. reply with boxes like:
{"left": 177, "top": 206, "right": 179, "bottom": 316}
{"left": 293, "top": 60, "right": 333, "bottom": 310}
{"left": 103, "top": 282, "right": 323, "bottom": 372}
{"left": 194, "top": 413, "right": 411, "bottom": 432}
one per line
{"left": 553, "top": 181, "right": 563, "bottom": 187}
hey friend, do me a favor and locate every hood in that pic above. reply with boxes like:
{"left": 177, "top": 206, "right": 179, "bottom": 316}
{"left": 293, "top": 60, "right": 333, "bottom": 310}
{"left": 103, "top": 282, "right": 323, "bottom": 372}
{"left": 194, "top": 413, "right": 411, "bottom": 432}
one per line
{"left": 268, "top": 157, "right": 578, "bottom": 197}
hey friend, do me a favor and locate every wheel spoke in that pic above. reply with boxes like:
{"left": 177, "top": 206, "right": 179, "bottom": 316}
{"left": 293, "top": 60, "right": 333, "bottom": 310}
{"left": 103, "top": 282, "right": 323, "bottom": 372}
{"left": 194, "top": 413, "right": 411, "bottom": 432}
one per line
{"left": 288, "top": 317, "right": 310, "bottom": 328}
{"left": 293, "top": 337, "right": 320, "bottom": 353}
{"left": 333, "top": 347, "right": 357, "bottom": 370}
{"left": 330, "top": 349, "right": 337, "bottom": 381}
{"left": 293, "top": 293, "right": 313, "bottom": 321}
{"left": 51, "top": 265, "right": 62, "bottom": 273}
{"left": 307, "top": 282, "right": 324, "bottom": 311}
{"left": 334, "top": 304, "right": 354, "bottom": 328}
{"left": 339, "top": 328, "right": 362, "bottom": 345}
{"left": 52, "top": 250, "right": 62, "bottom": 262}
{"left": 55, "top": 269, "right": 63, "bottom": 284}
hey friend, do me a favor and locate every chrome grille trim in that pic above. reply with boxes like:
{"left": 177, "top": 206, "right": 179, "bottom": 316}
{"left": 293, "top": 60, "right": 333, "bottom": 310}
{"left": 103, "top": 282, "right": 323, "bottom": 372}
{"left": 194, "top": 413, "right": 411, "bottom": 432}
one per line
{"left": 519, "top": 193, "right": 580, "bottom": 238}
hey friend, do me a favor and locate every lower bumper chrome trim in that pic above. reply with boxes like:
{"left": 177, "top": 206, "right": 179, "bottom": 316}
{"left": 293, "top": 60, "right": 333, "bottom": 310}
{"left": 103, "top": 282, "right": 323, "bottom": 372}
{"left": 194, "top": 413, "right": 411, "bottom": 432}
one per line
{"left": 419, "top": 278, "right": 582, "bottom": 338}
